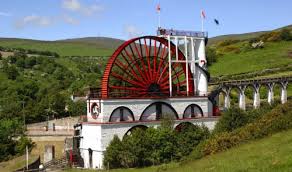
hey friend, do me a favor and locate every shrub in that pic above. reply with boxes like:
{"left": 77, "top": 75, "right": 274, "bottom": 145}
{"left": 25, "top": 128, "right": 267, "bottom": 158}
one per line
{"left": 103, "top": 118, "right": 210, "bottom": 169}
{"left": 216, "top": 39, "right": 240, "bottom": 47}
{"left": 206, "top": 47, "right": 218, "bottom": 66}
{"left": 221, "top": 45, "right": 241, "bottom": 54}
{"left": 279, "top": 29, "right": 292, "bottom": 41}
{"left": 213, "top": 108, "right": 247, "bottom": 134}
{"left": 194, "top": 101, "right": 292, "bottom": 157}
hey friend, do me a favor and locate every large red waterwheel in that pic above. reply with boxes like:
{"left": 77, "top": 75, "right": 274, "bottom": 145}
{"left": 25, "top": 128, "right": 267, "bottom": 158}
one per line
{"left": 101, "top": 36, "right": 194, "bottom": 98}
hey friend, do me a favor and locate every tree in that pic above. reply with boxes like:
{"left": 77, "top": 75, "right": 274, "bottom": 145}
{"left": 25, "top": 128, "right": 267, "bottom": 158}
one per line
{"left": 103, "top": 135, "right": 123, "bottom": 169}
{"left": 67, "top": 100, "right": 86, "bottom": 116}
{"left": 213, "top": 107, "right": 248, "bottom": 134}
{"left": 0, "top": 119, "right": 34, "bottom": 161}
{"left": 206, "top": 47, "right": 218, "bottom": 66}
{"left": 48, "top": 93, "right": 66, "bottom": 118}
{"left": 5, "top": 65, "right": 19, "bottom": 80}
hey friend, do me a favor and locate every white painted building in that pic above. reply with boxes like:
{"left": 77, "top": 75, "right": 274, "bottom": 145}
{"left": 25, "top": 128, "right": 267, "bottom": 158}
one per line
{"left": 75, "top": 29, "right": 217, "bottom": 169}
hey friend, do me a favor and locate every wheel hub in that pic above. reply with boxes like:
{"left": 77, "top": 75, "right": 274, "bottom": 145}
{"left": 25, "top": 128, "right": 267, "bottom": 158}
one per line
{"left": 147, "top": 83, "right": 161, "bottom": 93}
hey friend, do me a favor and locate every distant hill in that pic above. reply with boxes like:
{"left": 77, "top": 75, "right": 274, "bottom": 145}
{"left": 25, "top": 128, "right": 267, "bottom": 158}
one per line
{"left": 0, "top": 37, "right": 124, "bottom": 56}
{"left": 59, "top": 37, "right": 124, "bottom": 50}
{"left": 208, "top": 24, "right": 292, "bottom": 45}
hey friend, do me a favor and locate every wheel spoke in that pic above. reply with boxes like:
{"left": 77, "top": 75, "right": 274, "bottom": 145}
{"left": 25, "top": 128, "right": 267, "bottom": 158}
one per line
{"left": 109, "top": 86, "right": 147, "bottom": 91}
{"left": 122, "top": 50, "right": 149, "bottom": 82}
{"left": 111, "top": 72, "right": 146, "bottom": 88}
{"left": 144, "top": 38, "right": 152, "bottom": 82}
{"left": 131, "top": 43, "right": 151, "bottom": 81}
{"left": 102, "top": 36, "right": 194, "bottom": 98}
{"left": 115, "top": 59, "right": 146, "bottom": 84}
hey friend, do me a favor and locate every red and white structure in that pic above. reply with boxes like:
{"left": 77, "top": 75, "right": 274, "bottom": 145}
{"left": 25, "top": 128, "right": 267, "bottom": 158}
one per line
{"left": 75, "top": 28, "right": 218, "bottom": 169}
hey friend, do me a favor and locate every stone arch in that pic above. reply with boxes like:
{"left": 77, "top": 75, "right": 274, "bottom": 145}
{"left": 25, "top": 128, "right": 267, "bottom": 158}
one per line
{"left": 229, "top": 85, "right": 246, "bottom": 108}
{"left": 217, "top": 89, "right": 228, "bottom": 109}
{"left": 140, "top": 102, "right": 178, "bottom": 121}
{"left": 124, "top": 125, "right": 148, "bottom": 137}
{"left": 183, "top": 104, "right": 203, "bottom": 118}
{"left": 109, "top": 106, "right": 135, "bottom": 122}
{"left": 175, "top": 122, "right": 195, "bottom": 132}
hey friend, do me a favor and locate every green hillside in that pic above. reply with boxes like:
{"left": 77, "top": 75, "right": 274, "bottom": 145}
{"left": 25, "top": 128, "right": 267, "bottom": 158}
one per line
{"left": 207, "top": 24, "right": 292, "bottom": 77}
{"left": 68, "top": 129, "right": 292, "bottom": 172}
{"left": 93, "top": 128, "right": 292, "bottom": 172}
{"left": 209, "top": 41, "right": 292, "bottom": 76}
{"left": 0, "top": 37, "right": 123, "bottom": 56}
{"left": 208, "top": 24, "right": 292, "bottom": 45}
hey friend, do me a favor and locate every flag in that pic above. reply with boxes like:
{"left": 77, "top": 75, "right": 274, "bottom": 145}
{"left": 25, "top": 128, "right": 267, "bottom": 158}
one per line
{"left": 156, "top": 4, "right": 161, "bottom": 12}
{"left": 214, "top": 19, "right": 219, "bottom": 25}
{"left": 201, "top": 10, "right": 206, "bottom": 19}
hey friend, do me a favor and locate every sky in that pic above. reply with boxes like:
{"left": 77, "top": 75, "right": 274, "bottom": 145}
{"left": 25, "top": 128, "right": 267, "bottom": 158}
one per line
{"left": 0, "top": 0, "right": 291, "bottom": 41}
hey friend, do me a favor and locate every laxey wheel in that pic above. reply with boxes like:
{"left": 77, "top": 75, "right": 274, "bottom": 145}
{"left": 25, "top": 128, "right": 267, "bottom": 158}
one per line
{"left": 101, "top": 36, "right": 194, "bottom": 98}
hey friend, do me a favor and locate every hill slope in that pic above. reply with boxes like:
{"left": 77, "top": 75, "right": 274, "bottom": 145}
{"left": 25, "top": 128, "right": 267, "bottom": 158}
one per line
{"left": 0, "top": 37, "right": 124, "bottom": 56}
{"left": 66, "top": 128, "right": 292, "bottom": 172}
{"left": 208, "top": 24, "right": 292, "bottom": 45}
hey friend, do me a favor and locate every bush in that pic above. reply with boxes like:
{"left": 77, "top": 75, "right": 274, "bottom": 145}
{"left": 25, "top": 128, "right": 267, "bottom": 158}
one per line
{"left": 103, "top": 118, "right": 210, "bottom": 169}
{"left": 259, "top": 29, "right": 292, "bottom": 42}
{"left": 193, "top": 101, "right": 292, "bottom": 158}
{"left": 216, "top": 40, "right": 240, "bottom": 47}
{"left": 213, "top": 108, "right": 247, "bottom": 134}
{"left": 206, "top": 47, "right": 218, "bottom": 66}
{"left": 221, "top": 45, "right": 241, "bottom": 54}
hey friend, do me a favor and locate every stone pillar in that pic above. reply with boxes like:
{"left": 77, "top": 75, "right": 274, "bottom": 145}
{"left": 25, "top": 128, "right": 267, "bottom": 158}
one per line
{"left": 238, "top": 85, "right": 246, "bottom": 110}
{"left": 280, "top": 81, "right": 288, "bottom": 104}
{"left": 253, "top": 83, "right": 260, "bottom": 109}
{"left": 44, "top": 145, "right": 55, "bottom": 163}
{"left": 267, "top": 83, "right": 275, "bottom": 105}
{"left": 223, "top": 86, "right": 231, "bottom": 109}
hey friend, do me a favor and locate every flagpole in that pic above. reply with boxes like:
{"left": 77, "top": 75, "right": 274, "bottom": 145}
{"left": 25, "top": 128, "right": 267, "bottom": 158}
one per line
{"left": 201, "top": 16, "right": 204, "bottom": 32}
{"left": 201, "top": 10, "right": 204, "bottom": 32}
{"left": 158, "top": 10, "right": 161, "bottom": 28}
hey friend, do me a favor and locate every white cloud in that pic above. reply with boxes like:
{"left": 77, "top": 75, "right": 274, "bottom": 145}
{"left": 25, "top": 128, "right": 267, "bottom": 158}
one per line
{"left": 62, "top": 0, "right": 103, "bottom": 16}
{"left": 0, "top": 11, "right": 12, "bottom": 17}
{"left": 14, "top": 15, "right": 54, "bottom": 29}
{"left": 124, "top": 25, "right": 143, "bottom": 38}
{"left": 62, "top": 15, "right": 79, "bottom": 25}
{"left": 62, "top": 0, "right": 81, "bottom": 11}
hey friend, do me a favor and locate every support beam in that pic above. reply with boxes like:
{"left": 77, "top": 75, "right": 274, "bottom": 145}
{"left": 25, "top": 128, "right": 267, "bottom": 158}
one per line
{"left": 223, "top": 86, "right": 231, "bottom": 109}
{"left": 267, "top": 83, "right": 275, "bottom": 105}
{"left": 280, "top": 81, "right": 288, "bottom": 104}
{"left": 238, "top": 85, "right": 246, "bottom": 110}
{"left": 253, "top": 83, "right": 260, "bottom": 109}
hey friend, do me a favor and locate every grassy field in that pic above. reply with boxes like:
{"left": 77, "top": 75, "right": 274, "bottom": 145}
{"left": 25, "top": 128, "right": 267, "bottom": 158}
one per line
{"left": 0, "top": 38, "right": 115, "bottom": 56}
{"left": 0, "top": 155, "right": 39, "bottom": 172}
{"left": 66, "top": 128, "right": 292, "bottom": 172}
{"left": 208, "top": 41, "right": 292, "bottom": 76}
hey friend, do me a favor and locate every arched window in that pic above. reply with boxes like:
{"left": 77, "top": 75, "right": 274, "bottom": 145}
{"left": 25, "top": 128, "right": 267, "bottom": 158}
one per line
{"left": 109, "top": 106, "right": 134, "bottom": 122}
{"left": 140, "top": 102, "right": 178, "bottom": 121}
{"left": 183, "top": 104, "right": 203, "bottom": 118}
{"left": 124, "top": 125, "right": 148, "bottom": 138}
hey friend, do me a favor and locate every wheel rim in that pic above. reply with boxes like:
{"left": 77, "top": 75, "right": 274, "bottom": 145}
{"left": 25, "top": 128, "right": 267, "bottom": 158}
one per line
{"left": 101, "top": 36, "right": 194, "bottom": 98}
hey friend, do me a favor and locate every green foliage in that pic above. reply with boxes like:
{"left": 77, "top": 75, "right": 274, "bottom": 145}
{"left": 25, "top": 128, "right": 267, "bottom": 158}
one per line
{"left": 103, "top": 136, "right": 124, "bottom": 169}
{"left": 221, "top": 45, "right": 241, "bottom": 54}
{"left": 67, "top": 100, "right": 87, "bottom": 116}
{"left": 103, "top": 119, "right": 210, "bottom": 169}
{"left": 5, "top": 65, "right": 19, "bottom": 80}
{"left": 206, "top": 47, "right": 218, "bottom": 66}
{"left": 0, "top": 119, "right": 33, "bottom": 161}
{"left": 216, "top": 40, "right": 240, "bottom": 47}
{"left": 193, "top": 100, "right": 292, "bottom": 158}
{"left": 259, "top": 29, "right": 292, "bottom": 42}
{"left": 213, "top": 108, "right": 248, "bottom": 134}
